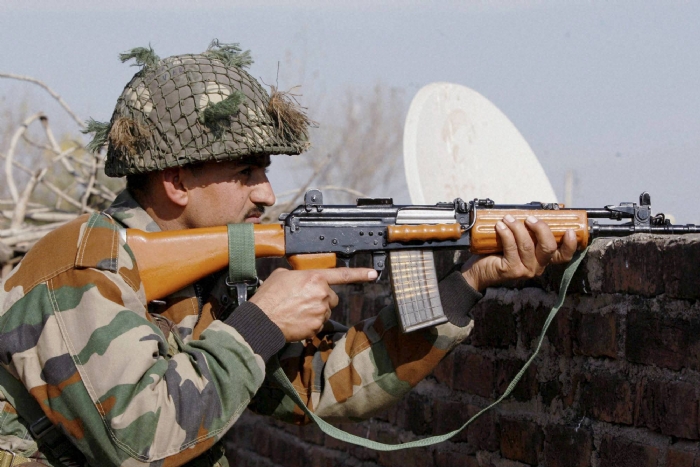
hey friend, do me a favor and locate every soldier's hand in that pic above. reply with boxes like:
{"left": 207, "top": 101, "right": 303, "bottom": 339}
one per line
{"left": 249, "top": 267, "right": 378, "bottom": 342}
{"left": 461, "top": 215, "right": 577, "bottom": 292}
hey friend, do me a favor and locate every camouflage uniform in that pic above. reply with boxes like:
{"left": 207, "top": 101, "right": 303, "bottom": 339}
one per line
{"left": 0, "top": 43, "right": 483, "bottom": 466}
{"left": 0, "top": 188, "right": 481, "bottom": 466}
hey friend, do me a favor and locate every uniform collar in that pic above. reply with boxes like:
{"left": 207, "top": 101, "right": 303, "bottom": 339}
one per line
{"left": 104, "top": 189, "right": 162, "bottom": 232}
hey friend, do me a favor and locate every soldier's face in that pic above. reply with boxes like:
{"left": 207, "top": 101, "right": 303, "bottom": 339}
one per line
{"left": 182, "top": 156, "right": 275, "bottom": 228}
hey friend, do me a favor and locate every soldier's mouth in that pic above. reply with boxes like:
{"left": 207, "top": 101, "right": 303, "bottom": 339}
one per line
{"left": 244, "top": 208, "right": 265, "bottom": 223}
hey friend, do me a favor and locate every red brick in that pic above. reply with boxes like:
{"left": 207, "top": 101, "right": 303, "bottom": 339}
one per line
{"left": 573, "top": 310, "right": 617, "bottom": 358}
{"left": 666, "top": 449, "right": 696, "bottom": 467}
{"left": 453, "top": 349, "right": 493, "bottom": 398}
{"left": 307, "top": 446, "right": 352, "bottom": 467}
{"left": 599, "top": 435, "right": 660, "bottom": 467}
{"left": 494, "top": 358, "right": 538, "bottom": 402}
{"left": 543, "top": 424, "right": 593, "bottom": 467}
{"left": 387, "top": 391, "right": 433, "bottom": 435}
{"left": 599, "top": 239, "right": 665, "bottom": 296}
{"left": 268, "top": 431, "right": 310, "bottom": 466}
{"left": 373, "top": 423, "right": 403, "bottom": 445}
{"left": 539, "top": 380, "right": 561, "bottom": 406}
{"left": 226, "top": 447, "right": 278, "bottom": 467}
{"left": 434, "top": 448, "right": 479, "bottom": 467}
{"left": 469, "top": 301, "right": 517, "bottom": 348}
{"left": 634, "top": 379, "right": 699, "bottom": 439}
{"left": 466, "top": 405, "right": 499, "bottom": 452}
{"left": 562, "top": 372, "right": 583, "bottom": 409}
{"left": 580, "top": 372, "right": 634, "bottom": 424}
{"left": 499, "top": 418, "right": 543, "bottom": 465}
{"left": 432, "top": 399, "right": 470, "bottom": 444}
{"left": 281, "top": 421, "right": 325, "bottom": 445}
{"left": 626, "top": 303, "right": 700, "bottom": 371}
{"left": 432, "top": 350, "right": 455, "bottom": 388}
{"left": 663, "top": 237, "right": 700, "bottom": 300}
{"left": 377, "top": 445, "right": 434, "bottom": 467}
{"left": 520, "top": 303, "right": 572, "bottom": 357}
{"left": 406, "top": 391, "right": 434, "bottom": 435}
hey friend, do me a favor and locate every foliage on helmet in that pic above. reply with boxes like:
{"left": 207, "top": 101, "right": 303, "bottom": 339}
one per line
{"left": 119, "top": 46, "right": 160, "bottom": 69}
{"left": 204, "top": 39, "right": 253, "bottom": 69}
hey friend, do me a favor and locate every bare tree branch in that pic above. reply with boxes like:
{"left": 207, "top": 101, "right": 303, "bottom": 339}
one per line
{"left": 0, "top": 73, "right": 86, "bottom": 128}
{"left": 0, "top": 150, "right": 92, "bottom": 211}
{"left": 11, "top": 167, "right": 47, "bottom": 229}
{"left": 80, "top": 155, "right": 98, "bottom": 213}
{"left": 5, "top": 112, "right": 44, "bottom": 202}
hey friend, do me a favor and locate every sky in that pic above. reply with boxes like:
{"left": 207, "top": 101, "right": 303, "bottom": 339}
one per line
{"left": 1, "top": 0, "right": 699, "bottom": 223}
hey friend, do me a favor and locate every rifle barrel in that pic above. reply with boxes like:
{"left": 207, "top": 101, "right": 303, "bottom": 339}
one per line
{"left": 590, "top": 224, "right": 700, "bottom": 237}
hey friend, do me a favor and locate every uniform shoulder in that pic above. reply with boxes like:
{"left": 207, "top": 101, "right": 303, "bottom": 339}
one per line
{"left": 2, "top": 213, "right": 126, "bottom": 295}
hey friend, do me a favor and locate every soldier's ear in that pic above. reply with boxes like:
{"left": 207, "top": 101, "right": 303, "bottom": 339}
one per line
{"left": 161, "top": 167, "right": 189, "bottom": 207}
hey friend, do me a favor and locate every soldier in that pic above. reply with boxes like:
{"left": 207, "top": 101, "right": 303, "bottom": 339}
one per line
{"left": 0, "top": 42, "right": 576, "bottom": 466}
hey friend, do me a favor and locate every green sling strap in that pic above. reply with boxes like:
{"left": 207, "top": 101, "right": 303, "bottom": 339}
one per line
{"left": 270, "top": 247, "right": 589, "bottom": 450}
{"left": 227, "top": 223, "right": 258, "bottom": 303}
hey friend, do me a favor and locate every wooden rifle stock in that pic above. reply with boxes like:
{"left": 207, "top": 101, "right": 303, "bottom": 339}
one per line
{"left": 127, "top": 224, "right": 293, "bottom": 302}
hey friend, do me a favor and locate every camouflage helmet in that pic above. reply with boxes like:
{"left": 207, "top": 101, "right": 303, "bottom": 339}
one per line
{"left": 87, "top": 41, "right": 311, "bottom": 177}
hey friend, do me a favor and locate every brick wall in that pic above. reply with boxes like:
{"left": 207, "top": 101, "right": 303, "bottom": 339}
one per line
{"left": 225, "top": 234, "right": 700, "bottom": 466}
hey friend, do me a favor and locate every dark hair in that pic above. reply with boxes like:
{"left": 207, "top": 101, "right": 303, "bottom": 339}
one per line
{"left": 125, "top": 172, "right": 153, "bottom": 205}
{"left": 125, "top": 162, "right": 208, "bottom": 204}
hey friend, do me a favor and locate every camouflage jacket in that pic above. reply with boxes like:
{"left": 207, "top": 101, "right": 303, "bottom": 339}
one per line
{"left": 0, "top": 190, "right": 480, "bottom": 467}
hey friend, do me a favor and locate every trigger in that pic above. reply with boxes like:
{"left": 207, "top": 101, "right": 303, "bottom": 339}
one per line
{"left": 372, "top": 252, "right": 387, "bottom": 282}
{"left": 339, "top": 258, "right": 351, "bottom": 268}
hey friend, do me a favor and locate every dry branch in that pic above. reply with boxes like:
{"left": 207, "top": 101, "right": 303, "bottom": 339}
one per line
{"left": 0, "top": 73, "right": 86, "bottom": 128}
{"left": 11, "top": 167, "right": 47, "bottom": 229}
{"left": 5, "top": 112, "right": 45, "bottom": 202}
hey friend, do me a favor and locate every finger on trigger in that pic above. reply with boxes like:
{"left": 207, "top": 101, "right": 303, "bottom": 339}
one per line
{"left": 322, "top": 267, "right": 378, "bottom": 285}
{"left": 525, "top": 216, "right": 558, "bottom": 266}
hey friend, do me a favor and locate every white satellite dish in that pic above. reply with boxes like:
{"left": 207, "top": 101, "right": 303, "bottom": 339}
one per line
{"left": 403, "top": 82, "right": 557, "bottom": 205}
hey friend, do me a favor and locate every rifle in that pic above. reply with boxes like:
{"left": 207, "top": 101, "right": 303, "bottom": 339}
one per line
{"left": 123, "top": 190, "right": 699, "bottom": 332}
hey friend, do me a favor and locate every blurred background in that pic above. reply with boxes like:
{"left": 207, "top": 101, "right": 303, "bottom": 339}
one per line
{"left": 1, "top": 0, "right": 698, "bottom": 249}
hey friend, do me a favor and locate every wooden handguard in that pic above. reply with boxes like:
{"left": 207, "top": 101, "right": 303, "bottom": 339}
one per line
{"left": 126, "top": 224, "right": 285, "bottom": 302}
{"left": 387, "top": 224, "right": 462, "bottom": 243}
{"left": 470, "top": 210, "right": 589, "bottom": 254}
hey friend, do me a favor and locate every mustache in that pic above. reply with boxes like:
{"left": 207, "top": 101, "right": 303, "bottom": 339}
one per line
{"left": 245, "top": 205, "right": 266, "bottom": 218}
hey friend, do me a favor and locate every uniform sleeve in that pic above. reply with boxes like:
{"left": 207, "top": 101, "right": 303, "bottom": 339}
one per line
{"left": 0, "top": 259, "right": 269, "bottom": 467}
{"left": 248, "top": 270, "right": 480, "bottom": 423}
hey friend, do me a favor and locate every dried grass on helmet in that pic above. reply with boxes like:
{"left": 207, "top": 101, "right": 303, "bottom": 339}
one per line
{"left": 108, "top": 117, "right": 151, "bottom": 155}
{"left": 266, "top": 86, "right": 314, "bottom": 144}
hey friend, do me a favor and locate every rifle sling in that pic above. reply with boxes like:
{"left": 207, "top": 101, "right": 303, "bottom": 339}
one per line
{"left": 227, "top": 223, "right": 257, "bottom": 284}
{"left": 227, "top": 223, "right": 258, "bottom": 303}
{"left": 270, "top": 247, "right": 589, "bottom": 451}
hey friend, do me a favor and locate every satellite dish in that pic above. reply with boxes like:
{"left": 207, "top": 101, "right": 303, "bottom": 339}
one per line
{"left": 403, "top": 82, "right": 557, "bottom": 205}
